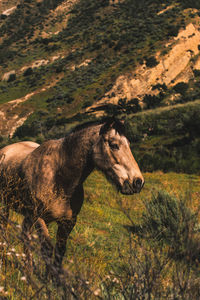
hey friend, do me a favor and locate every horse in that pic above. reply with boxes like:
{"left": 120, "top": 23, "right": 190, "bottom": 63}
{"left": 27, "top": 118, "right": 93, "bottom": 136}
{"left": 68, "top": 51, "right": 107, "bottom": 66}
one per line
{"left": 0, "top": 118, "right": 144, "bottom": 275}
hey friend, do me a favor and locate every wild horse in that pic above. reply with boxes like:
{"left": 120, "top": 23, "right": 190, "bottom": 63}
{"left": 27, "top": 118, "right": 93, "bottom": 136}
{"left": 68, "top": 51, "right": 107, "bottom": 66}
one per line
{"left": 0, "top": 118, "right": 144, "bottom": 275}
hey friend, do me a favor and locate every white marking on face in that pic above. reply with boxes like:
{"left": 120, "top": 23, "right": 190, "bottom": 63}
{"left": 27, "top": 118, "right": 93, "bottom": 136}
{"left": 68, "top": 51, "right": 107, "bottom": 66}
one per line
{"left": 113, "top": 164, "right": 128, "bottom": 185}
{"left": 108, "top": 131, "right": 143, "bottom": 186}
{"left": 121, "top": 136, "right": 129, "bottom": 147}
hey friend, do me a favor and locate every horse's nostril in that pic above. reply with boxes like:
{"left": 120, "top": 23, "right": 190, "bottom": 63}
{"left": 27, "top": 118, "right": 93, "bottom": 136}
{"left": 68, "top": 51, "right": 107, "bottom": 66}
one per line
{"left": 134, "top": 178, "right": 143, "bottom": 190}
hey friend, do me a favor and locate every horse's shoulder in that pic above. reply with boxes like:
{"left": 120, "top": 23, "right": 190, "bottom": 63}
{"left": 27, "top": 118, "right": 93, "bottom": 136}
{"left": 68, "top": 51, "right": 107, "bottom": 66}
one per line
{"left": 22, "top": 140, "right": 64, "bottom": 199}
{"left": 22, "top": 139, "right": 63, "bottom": 177}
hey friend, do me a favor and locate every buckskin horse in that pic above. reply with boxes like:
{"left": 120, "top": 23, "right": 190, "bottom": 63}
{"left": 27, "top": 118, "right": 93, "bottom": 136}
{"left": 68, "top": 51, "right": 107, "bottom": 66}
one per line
{"left": 0, "top": 118, "right": 144, "bottom": 275}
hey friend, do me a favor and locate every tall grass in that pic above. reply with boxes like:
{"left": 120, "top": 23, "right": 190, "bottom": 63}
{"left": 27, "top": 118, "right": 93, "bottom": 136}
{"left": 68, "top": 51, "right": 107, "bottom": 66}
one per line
{"left": 0, "top": 172, "right": 200, "bottom": 299}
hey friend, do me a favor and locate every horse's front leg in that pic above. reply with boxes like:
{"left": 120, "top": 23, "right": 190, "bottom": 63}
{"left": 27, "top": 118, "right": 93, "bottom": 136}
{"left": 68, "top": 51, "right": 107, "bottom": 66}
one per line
{"left": 53, "top": 217, "right": 76, "bottom": 274}
{"left": 22, "top": 216, "right": 34, "bottom": 272}
{"left": 0, "top": 190, "right": 10, "bottom": 235}
{"left": 35, "top": 218, "right": 54, "bottom": 276}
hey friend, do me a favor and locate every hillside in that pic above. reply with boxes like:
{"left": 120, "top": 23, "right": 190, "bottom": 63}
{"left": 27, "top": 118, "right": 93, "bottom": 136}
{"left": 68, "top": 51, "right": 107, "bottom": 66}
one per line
{"left": 0, "top": 2, "right": 200, "bottom": 298}
{"left": 0, "top": 0, "right": 200, "bottom": 173}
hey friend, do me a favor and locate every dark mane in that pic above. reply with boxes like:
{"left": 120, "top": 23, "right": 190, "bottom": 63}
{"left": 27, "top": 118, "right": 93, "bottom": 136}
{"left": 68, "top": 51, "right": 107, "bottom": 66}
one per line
{"left": 68, "top": 117, "right": 126, "bottom": 136}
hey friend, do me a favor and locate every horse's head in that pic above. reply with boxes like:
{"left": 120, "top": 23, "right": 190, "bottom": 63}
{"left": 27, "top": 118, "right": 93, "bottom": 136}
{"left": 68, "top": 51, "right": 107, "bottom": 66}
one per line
{"left": 93, "top": 119, "right": 144, "bottom": 195}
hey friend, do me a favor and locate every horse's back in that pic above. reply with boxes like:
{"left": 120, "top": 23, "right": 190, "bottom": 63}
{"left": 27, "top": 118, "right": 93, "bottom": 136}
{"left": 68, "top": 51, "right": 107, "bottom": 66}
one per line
{"left": 0, "top": 141, "right": 40, "bottom": 169}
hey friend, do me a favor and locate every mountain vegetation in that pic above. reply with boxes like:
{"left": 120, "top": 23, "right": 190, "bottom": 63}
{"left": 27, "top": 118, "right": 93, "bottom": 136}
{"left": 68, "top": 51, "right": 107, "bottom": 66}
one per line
{"left": 0, "top": 1, "right": 200, "bottom": 175}
{"left": 0, "top": 1, "right": 200, "bottom": 298}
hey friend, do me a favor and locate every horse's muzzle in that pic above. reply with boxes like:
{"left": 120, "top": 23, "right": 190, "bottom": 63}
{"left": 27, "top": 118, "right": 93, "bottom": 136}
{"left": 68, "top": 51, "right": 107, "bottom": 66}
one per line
{"left": 121, "top": 178, "right": 144, "bottom": 195}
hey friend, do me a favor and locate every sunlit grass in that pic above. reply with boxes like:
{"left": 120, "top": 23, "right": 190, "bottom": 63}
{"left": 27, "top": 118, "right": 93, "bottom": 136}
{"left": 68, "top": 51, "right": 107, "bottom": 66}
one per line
{"left": 0, "top": 171, "right": 200, "bottom": 298}
{"left": 65, "top": 171, "right": 200, "bottom": 279}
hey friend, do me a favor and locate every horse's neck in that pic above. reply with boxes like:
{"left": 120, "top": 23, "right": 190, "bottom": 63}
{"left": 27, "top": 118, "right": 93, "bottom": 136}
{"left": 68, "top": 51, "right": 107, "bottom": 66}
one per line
{"left": 62, "top": 126, "right": 99, "bottom": 185}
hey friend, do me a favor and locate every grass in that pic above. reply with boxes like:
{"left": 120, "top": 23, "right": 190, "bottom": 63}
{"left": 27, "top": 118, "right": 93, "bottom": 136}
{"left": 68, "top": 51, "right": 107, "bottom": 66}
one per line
{"left": 0, "top": 171, "right": 200, "bottom": 298}
{"left": 0, "top": 81, "right": 30, "bottom": 104}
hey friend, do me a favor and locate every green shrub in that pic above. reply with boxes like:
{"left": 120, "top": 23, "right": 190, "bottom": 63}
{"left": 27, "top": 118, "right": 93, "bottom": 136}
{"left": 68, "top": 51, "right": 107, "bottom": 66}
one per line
{"left": 141, "top": 191, "right": 200, "bottom": 261}
{"left": 143, "top": 93, "right": 163, "bottom": 109}
{"left": 173, "top": 82, "right": 189, "bottom": 94}
{"left": 23, "top": 67, "right": 33, "bottom": 76}
{"left": 145, "top": 56, "right": 159, "bottom": 68}
{"left": 193, "top": 69, "right": 200, "bottom": 77}
{"left": 14, "top": 121, "right": 42, "bottom": 138}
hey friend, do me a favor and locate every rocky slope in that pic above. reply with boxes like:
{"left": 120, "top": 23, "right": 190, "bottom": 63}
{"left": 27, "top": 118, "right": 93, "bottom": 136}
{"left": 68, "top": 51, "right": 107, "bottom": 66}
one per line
{"left": 0, "top": 0, "right": 200, "bottom": 138}
{"left": 90, "top": 21, "right": 200, "bottom": 113}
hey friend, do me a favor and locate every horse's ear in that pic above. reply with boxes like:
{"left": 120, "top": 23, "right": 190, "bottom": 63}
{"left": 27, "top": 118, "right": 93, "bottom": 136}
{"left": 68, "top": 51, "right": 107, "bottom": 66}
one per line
{"left": 99, "top": 117, "right": 126, "bottom": 135}
{"left": 118, "top": 119, "right": 125, "bottom": 125}
{"left": 115, "top": 119, "right": 126, "bottom": 135}
{"left": 99, "top": 117, "right": 115, "bottom": 135}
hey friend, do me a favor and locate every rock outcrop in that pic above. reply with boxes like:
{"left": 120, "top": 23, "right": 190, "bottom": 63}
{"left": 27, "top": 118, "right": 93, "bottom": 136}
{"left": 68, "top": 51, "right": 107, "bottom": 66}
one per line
{"left": 91, "top": 23, "right": 200, "bottom": 110}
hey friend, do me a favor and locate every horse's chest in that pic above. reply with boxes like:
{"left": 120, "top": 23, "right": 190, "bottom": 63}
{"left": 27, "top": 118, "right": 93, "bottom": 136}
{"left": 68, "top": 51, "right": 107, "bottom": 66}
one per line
{"left": 50, "top": 198, "right": 73, "bottom": 220}
{"left": 47, "top": 185, "right": 84, "bottom": 220}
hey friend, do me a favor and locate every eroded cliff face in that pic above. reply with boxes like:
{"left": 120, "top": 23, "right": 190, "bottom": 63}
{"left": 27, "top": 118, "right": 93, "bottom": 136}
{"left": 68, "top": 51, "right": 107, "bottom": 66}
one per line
{"left": 91, "top": 22, "right": 200, "bottom": 110}
{"left": 1, "top": 1, "right": 200, "bottom": 137}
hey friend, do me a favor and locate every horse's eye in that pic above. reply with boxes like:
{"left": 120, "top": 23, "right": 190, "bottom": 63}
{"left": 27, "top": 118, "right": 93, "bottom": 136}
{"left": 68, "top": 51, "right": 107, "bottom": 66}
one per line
{"left": 109, "top": 142, "right": 119, "bottom": 150}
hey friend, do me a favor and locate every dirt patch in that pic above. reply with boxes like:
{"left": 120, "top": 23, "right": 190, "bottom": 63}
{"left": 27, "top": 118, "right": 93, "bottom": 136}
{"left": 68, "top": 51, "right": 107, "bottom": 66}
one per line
{"left": 2, "top": 5, "right": 16, "bottom": 16}
{"left": 157, "top": 5, "right": 174, "bottom": 16}
{"left": 71, "top": 59, "right": 92, "bottom": 71}
{"left": 0, "top": 77, "right": 62, "bottom": 138}
{"left": 55, "top": 0, "right": 79, "bottom": 13}
{"left": 20, "top": 59, "right": 49, "bottom": 74}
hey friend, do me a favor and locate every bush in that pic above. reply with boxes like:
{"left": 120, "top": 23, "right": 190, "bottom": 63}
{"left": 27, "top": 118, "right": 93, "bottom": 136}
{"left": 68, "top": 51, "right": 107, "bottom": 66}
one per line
{"left": 23, "top": 67, "right": 33, "bottom": 76}
{"left": 145, "top": 56, "right": 159, "bottom": 68}
{"left": 104, "top": 189, "right": 200, "bottom": 299}
{"left": 14, "top": 121, "right": 42, "bottom": 138}
{"left": 143, "top": 93, "right": 163, "bottom": 109}
{"left": 181, "top": 0, "right": 200, "bottom": 9}
{"left": 173, "top": 82, "right": 189, "bottom": 94}
{"left": 141, "top": 191, "right": 200, "bottom": 261}
{"left": 166, "top": 24, "right": 180, "bottom": 37}
{"left": 193, "top": 69, "right": 200, "bottom": 77}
